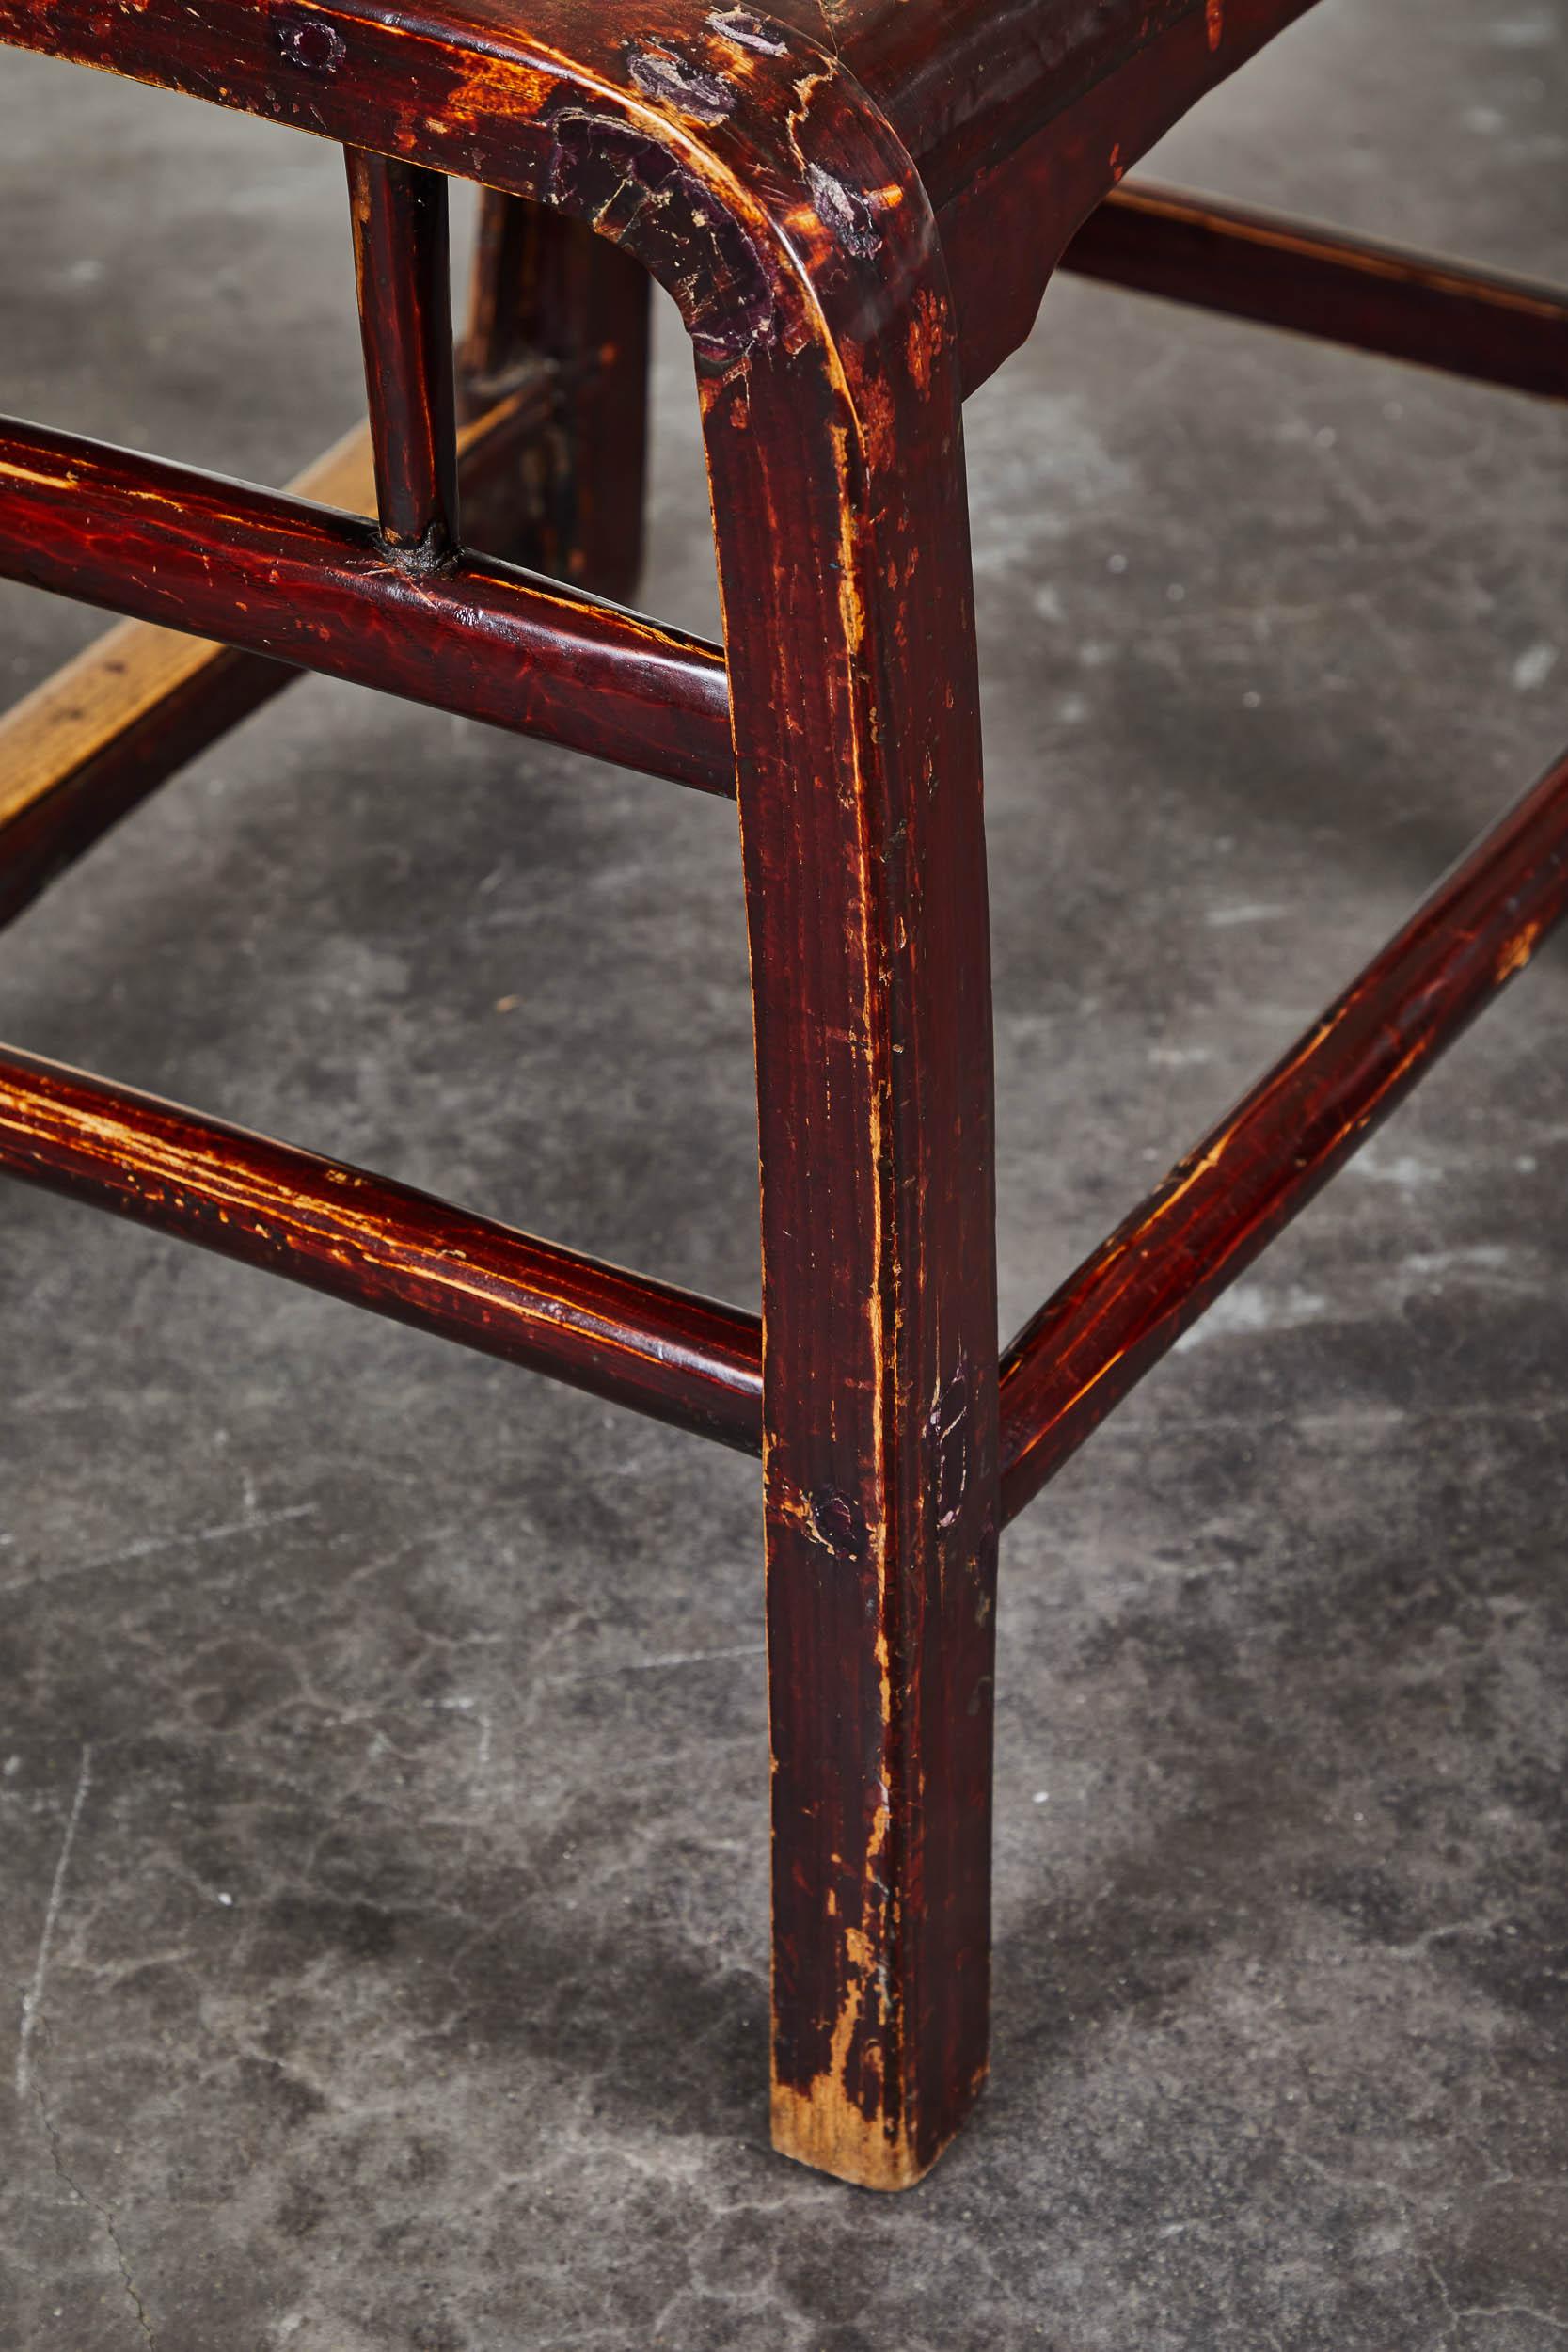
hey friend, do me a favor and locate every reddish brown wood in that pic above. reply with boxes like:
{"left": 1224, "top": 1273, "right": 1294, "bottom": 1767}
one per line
{"left": 0, "top": 174, "right": 650, "bottom": 926}
{"left": 462, "top": 192, "right": 651, "bottom": 601}
{"left": 4, "top": 0, "right": 1561, "bottom": 2203}
{"left": 0, "top": 1041, "right": 763, "bottom": 1450}
{"left": 1061, "top": 181, "right": 1568, "bottom": 400}
{"left": 698, "top": 72, "right": 1000, "bottom": 2189}
{"left": 464, "top": 188, "right": 555, "bottom": 388}
{"left": 939, "top": 0, "right": 1325, "bottom": 389}
{"left": 345, "top": 146, "right": 462, "bottom": 554}
{"left": 0, "top": 381, "right": 558, "bottom": 929}
{"left": 998, "top": 739, "right": 1568, "bottom": 1524}
{"left": 0, "top": 0, "right": 1300, "bottom": 203}
{"left": 0, "top": 414, "right": 733, "bottom": 796}
{"left": 0, "top": 0, "right": 1321, "bottom": 398}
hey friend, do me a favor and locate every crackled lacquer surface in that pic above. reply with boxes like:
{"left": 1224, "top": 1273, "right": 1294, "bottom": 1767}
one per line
{"left": 5, "top": 0, "right": 1568, "bottom": 2338}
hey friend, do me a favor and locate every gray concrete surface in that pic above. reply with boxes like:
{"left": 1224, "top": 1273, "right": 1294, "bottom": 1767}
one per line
{"left": 3, "top": 5, "right": 1567, "bottom": 2344}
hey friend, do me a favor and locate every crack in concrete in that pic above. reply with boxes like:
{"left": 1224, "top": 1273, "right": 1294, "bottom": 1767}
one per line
{"left": 28, "top": 2032, "right": 159, "bottom": 2351}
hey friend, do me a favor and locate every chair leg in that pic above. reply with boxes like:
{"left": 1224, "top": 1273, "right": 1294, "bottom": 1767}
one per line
{"left": 700, "top": 223, "right": 1000, "bottom": 2190}
{"left": 459, "top": 191, "right": 651, "bottom": 601}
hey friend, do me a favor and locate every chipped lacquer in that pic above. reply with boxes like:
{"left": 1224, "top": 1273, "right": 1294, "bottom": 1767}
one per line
{"left": 1, "top": 0, "right": 1566, "bottom": 2193}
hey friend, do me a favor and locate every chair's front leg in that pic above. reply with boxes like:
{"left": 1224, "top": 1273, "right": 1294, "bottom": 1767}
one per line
{"left": 701, "top": 170, "right": 1000, "bottom": 2191}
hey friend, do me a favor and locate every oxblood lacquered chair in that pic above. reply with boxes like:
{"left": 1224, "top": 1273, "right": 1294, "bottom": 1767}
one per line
{"left": 2, "top": 0, "right": 1566, "bottom": 2191}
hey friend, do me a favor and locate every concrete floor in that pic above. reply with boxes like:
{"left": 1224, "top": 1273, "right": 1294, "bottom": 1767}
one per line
{"left": 3, "top": 5, "right": 1567, "bottom": 2345}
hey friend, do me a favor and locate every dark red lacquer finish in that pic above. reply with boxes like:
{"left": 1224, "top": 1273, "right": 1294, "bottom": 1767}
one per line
{"left": 462, "top": 190, "right": 653, "bottom": 601}
{"left": 1062, "top": 182, "right": 1568, "bottom": 403}
{"left": 346, "top": 147, "right": 463, "bottom": 556}
{"left": 0, "top": 1044, "right": 762, "bottom": 1450}
{"left": 998, "top": 743, "right": 1568, "bottom": 1523}
{"left": 2, "top": 0, "right": 1565, "bottom": 2195}
{"left": 698, "top": 75, "right": 1000, "bottom": 2187}
{"left": 0, "top": 413, "right": 732, "bottom": 795}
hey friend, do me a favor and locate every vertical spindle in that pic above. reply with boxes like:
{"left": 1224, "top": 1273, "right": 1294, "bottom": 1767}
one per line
{"left": 345, "top": 147, "right": 460, "bottom": 558}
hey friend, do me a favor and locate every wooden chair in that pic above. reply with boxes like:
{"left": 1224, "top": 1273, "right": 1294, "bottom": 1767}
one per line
{"left": 1, "top": 0, "right": 1564, "bottom": 2190}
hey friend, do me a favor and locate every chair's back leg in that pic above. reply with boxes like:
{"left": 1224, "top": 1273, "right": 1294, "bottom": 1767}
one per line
{"left": 701, "top": 202, "right": 1000, "bottom": 2191}
{"left": 460, "top": 192, "right": 651, "bottom": 602}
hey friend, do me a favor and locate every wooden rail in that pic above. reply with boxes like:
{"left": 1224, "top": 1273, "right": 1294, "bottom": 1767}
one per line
{"left": 0, "top": 1042, "right": 764, "bottom": 1452}
{"left": 997, "top": 740, "right": 1568, "bottom": 1524}
{"left": 0, "top": 380, "right": 555, "bottom": 927}
{"left": 1063, "top": 181, "right": 1568, "bottom": 400}
{"left": 6, "top": 736, "right": 1564, "bottom": 1497}
{"left": 0, "top": 414, "right": 734, "bottom": 796}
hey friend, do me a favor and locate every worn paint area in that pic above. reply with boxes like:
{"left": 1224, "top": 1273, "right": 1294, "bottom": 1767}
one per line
{"left": 804, "top": 158, "right": 881, "bottom": 256}
{"left": 546, "top": 108, "right": 777, "bottom": 360}
{"left": 626, "top": 38, "right": 737, "bottom": 121}
{"left": 272, "top": 6, "right": 349, "bottom": 74}
{"left": 708, "top": 6, "right": 791, "bottom": 55}
{"left": 929, "top": 1365, "right": 971, "bottom": 1529}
